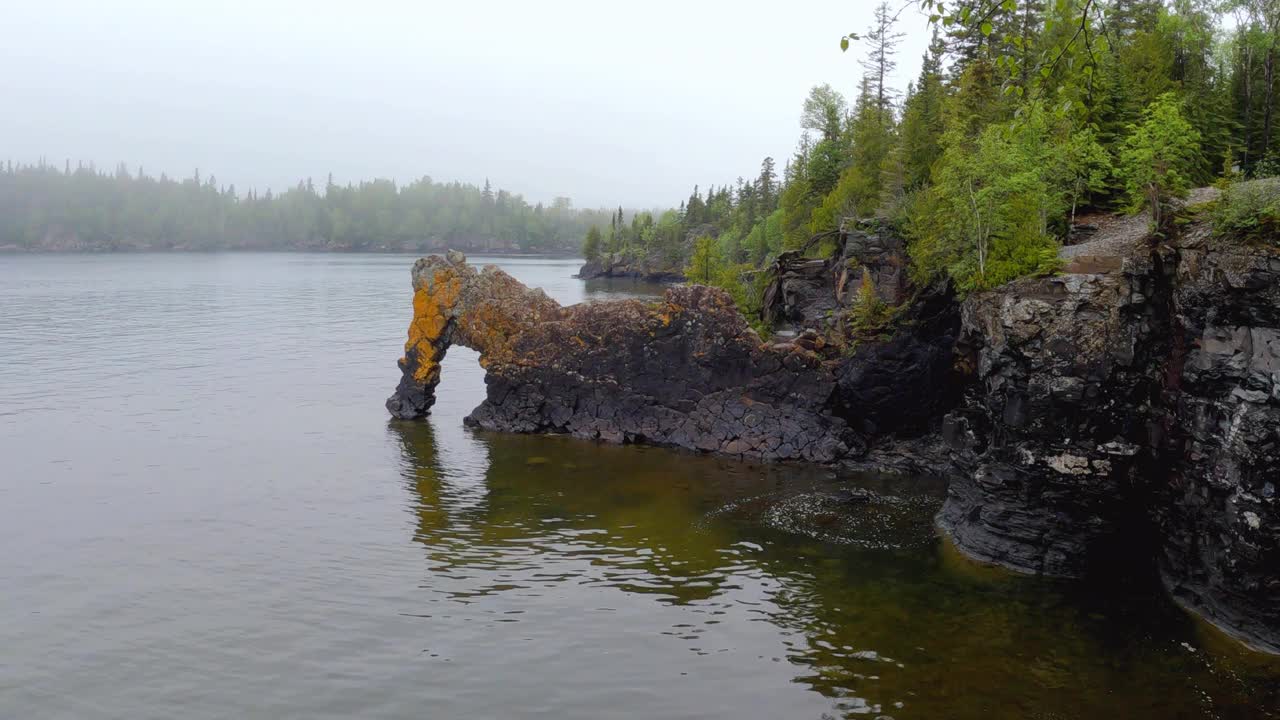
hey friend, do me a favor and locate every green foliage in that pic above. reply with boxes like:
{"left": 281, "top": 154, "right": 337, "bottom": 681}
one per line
{"left": 684, "top": 235, "right": 722, "bottom": 285}
{"left": 1213, "top": 177, "right": 1280, "bottom": 244}
{"left": 847, "top": 267, "right": 892, "bottom": 333}
{"left": 800, "top": 84, "right": 848, "bottom": 141}
{"left": 907, "top": 104, "right": 1064, "bottom": 292}
{"left": 716, "top": 229, "right": 744, "bottom": 264}
{"left": 897, "top": 31, "right": 948, "bottom": 190}
{"left": 1257, "top": 154, "right": 1280, "bottom": 180}
{"left": 582, "top": 226, "right": 603, "bottom": 261}
{"left": 780, "top": 175, "right": 817, "bottom": 251}
{"left": 1118, "top": 93, "right": 1202, "bottom": 227}
{"left": 1055, "top": 128, "right": 1114, "bottom": 226}
{"left": 680, "top": 239, "right": 772, "bottom": 332}
{"left": 807, "top": 139, "right": 846, "bottom": 198}
{"left": 763, "top": 208, "right": 785, "bottom": 255}
{"left": 700, "top": 261, "right": 772, "bottom": 335}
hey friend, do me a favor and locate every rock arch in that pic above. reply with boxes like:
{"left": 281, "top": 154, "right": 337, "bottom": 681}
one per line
{"left": 386, "top": 252, "right": 856, "bottom": 462}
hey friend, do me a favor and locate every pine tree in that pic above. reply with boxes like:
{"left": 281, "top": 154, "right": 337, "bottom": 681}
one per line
{"left": 860, "top": 1, "right": 905, "bottom": 127}
{"left": 757, "top": 157, "right": 777, "bottom": 210}
{"left": 899, "top": 31, "right": 948, "bottom": 189}
{"left": 583, "top": 225, "right": 603, "bottom": 260}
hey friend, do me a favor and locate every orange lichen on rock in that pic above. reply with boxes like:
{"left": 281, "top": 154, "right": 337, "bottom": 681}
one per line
{"left": 400, "top": 269, "right": 463, "bottom": 383}
{"left": 386, "top": 252, "right": 857, "bottom": 464}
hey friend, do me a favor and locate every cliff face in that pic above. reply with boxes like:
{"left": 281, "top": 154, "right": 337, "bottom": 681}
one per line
{"left": 939, "top": 225, "right": 1279, "bottom": 653}
{"left": 938, "top": 264, "right": 1165, "bottom": 576}
{"left": 1156, "top": 228, "right": 1280, "bottom": 652}
{"left": 763, "top": 221, "right": 962, "bottom": 440}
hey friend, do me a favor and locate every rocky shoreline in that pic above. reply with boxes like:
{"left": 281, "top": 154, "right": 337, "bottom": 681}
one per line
{"left": 576, "top": 254, "right": 684, "bottom": 283}
{"left": 387, "top": 217, "right": 1278, "bottom": 655}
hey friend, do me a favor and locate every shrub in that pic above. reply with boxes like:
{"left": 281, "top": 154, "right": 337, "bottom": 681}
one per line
{"left": 848, "top": 267, "right": 890, "bottom": 331}
{"left": 1213, "top": 178, "right": 1280, "bottom": 245}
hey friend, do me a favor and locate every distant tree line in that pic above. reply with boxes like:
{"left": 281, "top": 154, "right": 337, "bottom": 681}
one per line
{"left": 0, "top": 161, "right": 616, "bottom": 252}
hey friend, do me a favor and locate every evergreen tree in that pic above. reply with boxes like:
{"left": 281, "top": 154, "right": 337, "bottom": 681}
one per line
{"left": 860, "top": 1, "right": 905, "bottom": 127}
{"left": 1119, "top": 93, "right": 1202, "bottom": 226}
{"left": 583, "top": 225, "right": 603, "bottom": 260}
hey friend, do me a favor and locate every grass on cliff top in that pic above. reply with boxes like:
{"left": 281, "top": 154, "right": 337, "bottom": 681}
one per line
{"left": 1212, "top": 177, "right": 1280, "bottom": 246}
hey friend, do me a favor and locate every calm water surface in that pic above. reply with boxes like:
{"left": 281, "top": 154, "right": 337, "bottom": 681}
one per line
{"left": 1, "top": 253, "right": 1277, "bottom": 719}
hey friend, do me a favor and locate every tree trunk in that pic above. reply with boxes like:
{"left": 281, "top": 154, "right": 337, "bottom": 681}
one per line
{"left": 1070, "top": 181, "right": 1081, "bottom": 228}
{"left": 1263, "top": 43, "right": 1277, "bottom": 163}
{"left": 1243, "top": 41, "right": 1255, "bottom": 170}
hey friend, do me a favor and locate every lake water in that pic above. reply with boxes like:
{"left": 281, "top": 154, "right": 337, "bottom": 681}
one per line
{"left": 1, "top": 253, "right": 1277, "bottom": 719}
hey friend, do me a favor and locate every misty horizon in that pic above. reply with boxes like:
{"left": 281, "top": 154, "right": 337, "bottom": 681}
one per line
{"left": 3, "top": 0, "right": 931, "bottom": 208}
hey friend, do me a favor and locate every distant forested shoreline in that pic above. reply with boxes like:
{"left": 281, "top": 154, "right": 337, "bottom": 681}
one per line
{"left": 0, "top": 162, "right": 617, "bottom": 253}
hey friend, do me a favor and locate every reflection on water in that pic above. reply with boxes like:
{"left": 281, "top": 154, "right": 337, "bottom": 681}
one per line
{"left": 0, "top": 252, "right": 1276, "bottom": 720}
{"left": 390, "top": 422, "right": 1280, "bottom": 719}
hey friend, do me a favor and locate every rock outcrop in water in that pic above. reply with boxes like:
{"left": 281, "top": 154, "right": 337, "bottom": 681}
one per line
{"left": 388, "top": 212, "right": 1279, "bottom": 654}
{"left": 576, "top": 252, "right": 684, "bottom": 283}
{"left": 387, "top": 251, "right": 855, "bottom": 462}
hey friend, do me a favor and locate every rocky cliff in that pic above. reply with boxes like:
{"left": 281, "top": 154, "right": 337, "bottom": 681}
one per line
{"left": 1156, "top": 226, "right": 1280, "bottom": 653}
{"left": 938, "top": 220, "right": 1279, "bottom": 653}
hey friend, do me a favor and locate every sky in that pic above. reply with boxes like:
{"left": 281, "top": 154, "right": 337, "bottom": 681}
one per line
{"left": 2, "top": 0, "right": 932, "bottom": 208}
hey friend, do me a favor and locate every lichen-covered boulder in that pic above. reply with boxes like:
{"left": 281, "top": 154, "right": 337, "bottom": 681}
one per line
{"left": 387, "top": 252, "right": 858, "bottom": 462}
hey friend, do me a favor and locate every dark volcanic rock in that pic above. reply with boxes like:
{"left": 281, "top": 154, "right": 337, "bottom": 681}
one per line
{"left": 762, "top": 220, "right": 910, "bottom": 332}
{"left": 936, "top": 263, "right": 1167, "bottom": 571}
{"left": 1154, "top": 229, "right": 1280, "bottom": 653}
{"left": 577, "top": 253, "right": 683, "bottom": 283}
{"left": 762, "top": 220, "right": 963, "bottom": 439}
{"left": 832, "top": 283, "right": 961, "bottom": 436}
{"left": 937, "top": 224, "right": 1280, "bottom": 653}
{"left": 388, "top": 253, "right": 856, "bottom": 462}
{"left": 938, "top": 264, "right": 1164, "bottom": 576}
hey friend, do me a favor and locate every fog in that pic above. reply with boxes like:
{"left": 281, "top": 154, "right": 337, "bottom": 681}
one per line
{"left": 3, "top": 0, "right": 930, "bottom": 208}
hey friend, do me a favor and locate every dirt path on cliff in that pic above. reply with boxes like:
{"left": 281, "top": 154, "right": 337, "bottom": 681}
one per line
{"left": 1058, "top": 187, "right": 1219, "bottom": 274}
